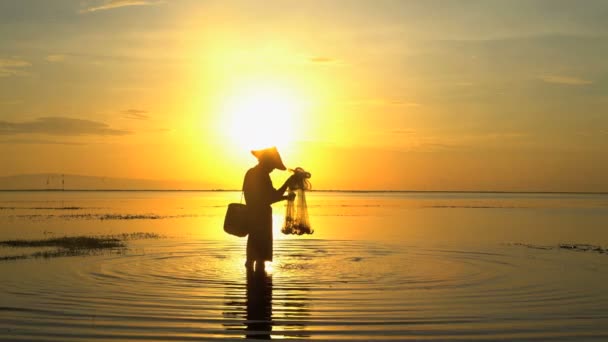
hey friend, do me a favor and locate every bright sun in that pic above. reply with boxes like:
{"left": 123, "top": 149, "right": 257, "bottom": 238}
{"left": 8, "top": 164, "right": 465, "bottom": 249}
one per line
{"left": 220, "top": 83, "right": 302, "bottom": 152}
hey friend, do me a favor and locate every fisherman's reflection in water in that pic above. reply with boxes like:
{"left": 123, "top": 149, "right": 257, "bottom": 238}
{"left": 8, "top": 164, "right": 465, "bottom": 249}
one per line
{"left": 246, "top": 268, "right": 273, "bottom": 339}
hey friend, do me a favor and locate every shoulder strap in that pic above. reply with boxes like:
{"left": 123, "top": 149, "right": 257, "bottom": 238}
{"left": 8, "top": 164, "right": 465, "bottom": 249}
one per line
{"left": 240, "top": 174, "right": 245, "bottom": 204}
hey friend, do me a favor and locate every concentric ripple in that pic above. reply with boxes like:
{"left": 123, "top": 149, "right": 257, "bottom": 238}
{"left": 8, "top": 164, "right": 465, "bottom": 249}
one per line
{"left": 1, "top": 239, "right": 608, "bottom": 341}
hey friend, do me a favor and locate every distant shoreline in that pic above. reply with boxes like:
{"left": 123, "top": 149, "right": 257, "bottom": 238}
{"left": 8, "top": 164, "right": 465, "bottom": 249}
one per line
{"left": 0, "top": 189, "right": 606, "bottom": 195}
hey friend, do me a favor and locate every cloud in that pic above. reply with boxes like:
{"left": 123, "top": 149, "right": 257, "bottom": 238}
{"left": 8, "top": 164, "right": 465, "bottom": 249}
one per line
{"left": 388, "top": 100, "right": 421, "bottom": 107}
{"left": 122, "top": 109, "right": 149, "bottom": 120}
{"left": 397, "top": 131, "right": 531, "bottom": 153}
{"left": 309, "top": 56, "right": 336, "bottom": 63}
{"left": 45, "top": 54, "right": 67, "bottom": 63}
{"left": 454, "top": 82, "right": 474, "bottom": 87}
{"left": 0, "top": 100, "right": 23, "bottom": 105}
{"left": 346, "top": 99, "right": 421, "bottom": 107}
{"left": 80, "top": 0, "right": 163, "bottom": 13}
{"left": 0, "top": 58, "right": 31, "bottom": 77}
{"left": 540, "top": 75, "right": 592, "bottom": 86}
{"left": 0, "top": 138, "right": 86, "bottom": 146}
{"left": 391, "top": 129, "right": 414, "bottom": 135}
{"left": 306, "top": 56, "right": 348, "bottom": 67}
{"left": 0, "top": 117, "right": 130, "bottom": 136}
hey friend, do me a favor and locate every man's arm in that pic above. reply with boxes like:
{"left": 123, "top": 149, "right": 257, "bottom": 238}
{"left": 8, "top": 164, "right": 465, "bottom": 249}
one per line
{"left": 269, "top": 175, "right": 295, "bottom": 204}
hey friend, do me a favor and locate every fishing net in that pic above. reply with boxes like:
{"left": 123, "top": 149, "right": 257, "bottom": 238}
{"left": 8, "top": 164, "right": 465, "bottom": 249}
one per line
{"left": 282, "top": 167, "right": 313, "bottom": 235}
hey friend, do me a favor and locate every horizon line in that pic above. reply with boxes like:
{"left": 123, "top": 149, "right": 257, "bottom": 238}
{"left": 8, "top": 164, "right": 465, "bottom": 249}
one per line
{"left": 0, "top": 189, "right": 607, "bottom": 195}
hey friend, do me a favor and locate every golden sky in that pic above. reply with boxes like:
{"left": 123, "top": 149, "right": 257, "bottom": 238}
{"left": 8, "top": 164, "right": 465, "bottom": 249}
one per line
{"left": 1, "top": 0, "right": 607, "bottom": 191}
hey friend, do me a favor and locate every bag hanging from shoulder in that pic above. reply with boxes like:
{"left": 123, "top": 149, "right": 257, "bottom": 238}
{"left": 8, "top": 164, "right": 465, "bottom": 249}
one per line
{"left": 224, "top": 202, "right": 249, "bottom": 237}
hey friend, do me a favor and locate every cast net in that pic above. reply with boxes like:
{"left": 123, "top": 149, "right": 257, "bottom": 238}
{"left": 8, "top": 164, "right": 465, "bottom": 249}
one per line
{"left": 282, "top": 167, "right": 313, "bottom": 235}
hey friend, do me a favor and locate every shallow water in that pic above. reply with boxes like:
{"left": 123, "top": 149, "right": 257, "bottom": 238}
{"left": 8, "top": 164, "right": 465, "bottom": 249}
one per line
{"left": 1, "top": 191, "right": 608, "bottom": 341}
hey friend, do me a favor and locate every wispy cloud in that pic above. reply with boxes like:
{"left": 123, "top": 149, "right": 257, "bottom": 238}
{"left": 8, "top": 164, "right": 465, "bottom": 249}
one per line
{"left": 391, "top": 129, "right": 415, "bottom": 135}
{"left": 396, "top": 131, "right": 531, "bottom": 153}
{"left": 0, "top": 138, "right": 86, "bottom": 146}
{"left": 306, "top": 56, "right": 349, "bottom": 67}
{"left": 45, "top": 54, "right": 67, "bottom": 63}
{"left": 80, "top": 0, "right": 163, "bottom": 14}
{"left": 389, "top": 100, "right": 421, "bottom": 107}
{"left": 309, "top": 56, "right": 336, "bottom": 63}
{"left": 346, "top": 99, "right": 421, "bottom": 107}
{"left": 0, "top": 99, "right": 23, "bottom": 105}
{"left": 0, "top": 58, "right": 31, "bottom": 77}
{"left": 122, "top": 109, "right": 149, "bottom": 120}
{"left": 0, "top": 117, "right": 130, "bottom": 136}
{"left": 540, "top": 75, "right": 592, "bottom": 86}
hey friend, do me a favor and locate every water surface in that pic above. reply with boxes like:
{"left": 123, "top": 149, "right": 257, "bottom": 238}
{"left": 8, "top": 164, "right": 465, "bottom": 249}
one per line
{"left": 1, "top": 191, "right": 607, "bottom": 340}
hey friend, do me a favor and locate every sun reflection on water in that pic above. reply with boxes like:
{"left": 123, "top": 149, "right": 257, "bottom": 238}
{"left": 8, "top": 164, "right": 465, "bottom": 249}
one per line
{"left": 263, "top": 261, "right": 274, "bottom": 274}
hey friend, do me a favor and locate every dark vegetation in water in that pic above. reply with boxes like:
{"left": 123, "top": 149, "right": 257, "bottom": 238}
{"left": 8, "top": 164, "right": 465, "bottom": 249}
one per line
{"left": 557, "top": 243, "right": 606, "bottom": 254}
{"left": 424, "top": 205, "right": 526, "bottom": 209}
{"left": 511, "top": 242, "right": 607, "bottom": 255}
{"left": 30, "top": 206, "right": 87, "bottom": 210}
{"left": 13, "top": 213, "right": 197, "bottom": 220}
{"left": 0, "top": 232, "right": 161, "bottom": 261}
{"left": 0, "top": 206, "right": 89, "bottom": 210}
{"left": 0, "top": 247, "right": 121, "bottom": 261}
{"left": 1, "top": 236, "right": 124, "bottom": 249}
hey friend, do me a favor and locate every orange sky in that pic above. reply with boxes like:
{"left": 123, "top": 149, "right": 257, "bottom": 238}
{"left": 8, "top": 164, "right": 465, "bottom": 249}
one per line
{"left": 0, "top": 1, "right": 607, "bottom": 191}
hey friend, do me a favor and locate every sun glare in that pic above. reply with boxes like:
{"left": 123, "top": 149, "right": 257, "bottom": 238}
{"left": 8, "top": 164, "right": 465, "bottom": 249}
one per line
{"left": 220, "top": 84, "right": 303, "bottom": 151}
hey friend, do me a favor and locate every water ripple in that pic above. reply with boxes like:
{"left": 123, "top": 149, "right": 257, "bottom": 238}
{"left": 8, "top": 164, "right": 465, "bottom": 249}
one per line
{"left": 1, "top": 239, "right": 608, "bottom": 340}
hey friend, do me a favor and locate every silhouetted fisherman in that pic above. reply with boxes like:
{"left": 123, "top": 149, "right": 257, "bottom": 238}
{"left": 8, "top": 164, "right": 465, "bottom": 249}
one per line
{"left": 243, "top": 146, "right": 295, "bottom": 271}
